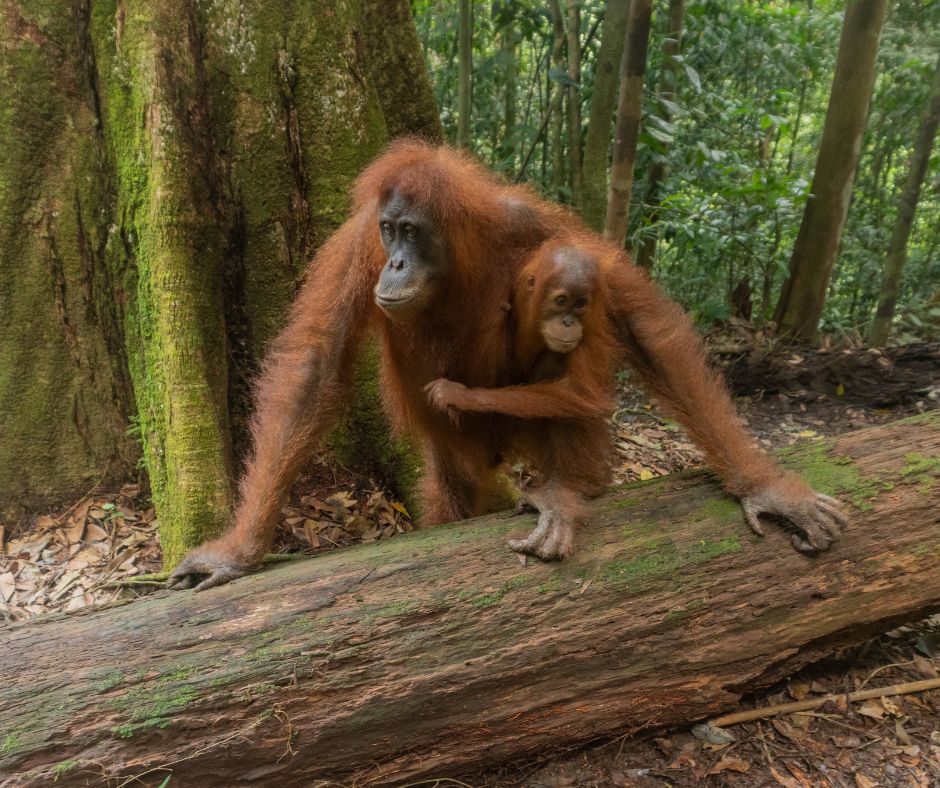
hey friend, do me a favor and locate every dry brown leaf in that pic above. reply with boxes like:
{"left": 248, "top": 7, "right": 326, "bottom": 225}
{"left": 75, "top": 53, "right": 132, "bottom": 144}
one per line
{"left": 789, "top": 680, "right": 810, "bottom": 700}
{"left": 7, "top": 534, "right": 51, "bottom": 559}
{"left": 832, "top": 734, "right": 862, "bottom": 748}
{"left": 106, "top": 548, "right": 138, "bottom": 575}
{"left": 784, "top": 761, "right": 815, "bottom": 788}
{"left": 344, "top": 516, "right": 372, "bottom": 536}
{"left": 854, "top": 773, "right": 876, "bottom": 788}
{"left": 911, "top": 655, "right": 938, "bottom": 678}
{"left": 772, "top": 717, "right": 802, "bottom": 742}
{"left": 858, "top": 699, "right": 887, "bottom": 720}
{"left": 64, "top": 519, "right": 85, "bottom": 545}
{"left": 706, "top": 756, "right": 750, "bottom": 775}
{"left": 0, "top": 572, "right": 15, "bottom": 604}
{"left": 326, "top": 491, "right": 356, "bottom": 510}
{"left": 880, "top": 696, "right": 903, "bottom": 717}
{"left": 85, "top": 522, "right": 108, "bottom": 542}
{"left": 303, "top": 520, "right": 320, "bottom": 547}
{"left": 769, "top": 765, "right": 801, "bottom": 788}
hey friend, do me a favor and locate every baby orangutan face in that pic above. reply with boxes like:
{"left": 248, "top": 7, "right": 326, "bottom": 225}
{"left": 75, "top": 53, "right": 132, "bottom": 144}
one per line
{"left": 531, "top": 246, "right": 599, "bottom": 354}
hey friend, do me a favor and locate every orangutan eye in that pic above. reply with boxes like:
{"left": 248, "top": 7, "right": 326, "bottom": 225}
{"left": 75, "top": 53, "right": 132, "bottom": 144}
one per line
{"left": 404, "top": 224, "right": 418, "bottom": 241}
{"left": 554, "top": 295, "right": 567, "bottom": 307}
{"left": 575, "top": 299, "right": 587, "bottom": 309}
{"left": 381, "top": 222, "right": 393, "bottom": 237}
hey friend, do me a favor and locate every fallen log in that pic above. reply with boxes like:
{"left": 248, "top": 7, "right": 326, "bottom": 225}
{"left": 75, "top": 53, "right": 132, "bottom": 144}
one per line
{"left": 1, "top": 414, "right": 938, "bottom": 787}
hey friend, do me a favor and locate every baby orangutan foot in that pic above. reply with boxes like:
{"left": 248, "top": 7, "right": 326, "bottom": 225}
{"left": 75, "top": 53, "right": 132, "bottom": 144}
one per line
{"left": 509, "top": 508, "right": 576, "bottom": 561}
{"left": 513, "top": 492, "right": 539, "bottom": 515}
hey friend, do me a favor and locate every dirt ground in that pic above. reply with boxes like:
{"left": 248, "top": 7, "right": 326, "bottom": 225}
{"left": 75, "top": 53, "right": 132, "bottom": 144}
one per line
{"left": 1, "top": 341, "right": 938, "bottom": 786}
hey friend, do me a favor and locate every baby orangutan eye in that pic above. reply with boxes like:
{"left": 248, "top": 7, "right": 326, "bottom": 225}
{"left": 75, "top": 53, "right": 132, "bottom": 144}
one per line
{"left": 554, "top": 295, "right": 567, "bottom": 307}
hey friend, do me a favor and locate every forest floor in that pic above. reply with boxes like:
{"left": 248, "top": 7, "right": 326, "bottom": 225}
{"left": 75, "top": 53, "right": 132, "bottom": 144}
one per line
{"left": 1, "top": 339, "right": 938, "bottom": 786}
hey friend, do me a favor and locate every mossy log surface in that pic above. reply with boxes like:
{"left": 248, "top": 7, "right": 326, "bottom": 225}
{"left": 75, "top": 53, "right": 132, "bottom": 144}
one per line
{"left": 2, "top": 415, "right": 939, "bottom": 786}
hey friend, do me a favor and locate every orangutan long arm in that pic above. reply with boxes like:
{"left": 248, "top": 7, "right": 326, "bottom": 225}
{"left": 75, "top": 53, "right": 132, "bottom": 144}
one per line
{"left": 226, "top": 220, "right": 377, "bottom": 563}
{"left": 606, "top": 264, "right": 778, "bottom": 497}
{"left": 433, "top": 378, "right": 611, "bottom": 420}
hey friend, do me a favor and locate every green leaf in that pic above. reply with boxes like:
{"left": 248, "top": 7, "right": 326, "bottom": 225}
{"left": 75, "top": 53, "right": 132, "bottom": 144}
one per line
{"left": 646, "top": 127, "right": 675, "bottom": 145}
{"left": 548, "top": 68, "right": 578, "bottom": 88}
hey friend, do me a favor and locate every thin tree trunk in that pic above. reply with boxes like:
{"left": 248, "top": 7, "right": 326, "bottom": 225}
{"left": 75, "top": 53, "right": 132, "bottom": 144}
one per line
{"left": 580, "top": 0, "right": 630, "bottom": 230}
{"left": 633, "top": 0, "right": 685, "bottom": 270}
{"left": 499, "top": 28, "right": 519, "bottom": 163}
{"left": 549, "top": 0, "right": 566, "bottom": 197}
{"left": 869, "top": 50, "right": 940, "bottom": 346}
{"left": 457, "top": 0, "right": 473, "bottom": 148}
{"left": 1, "top": 416, "right": 937, "bottom": 786}
{"left": 773, "top": 0, "right": 887, "bottom": 341}
{"left": 566, "top": 0, "right": 583, "bottom": 205}
{"left": 604, "top": 0, "right": 653, "bottom": 246}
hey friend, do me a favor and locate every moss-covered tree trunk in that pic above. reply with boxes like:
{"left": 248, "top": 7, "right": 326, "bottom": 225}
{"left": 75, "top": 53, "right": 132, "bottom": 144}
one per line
{"left": 0, "top": 1, "right": 139, "bottom": 521}
{"left": 0, "top": 0, "right": 440, "bottom": 561}
{"left": 0, "top": 415, "right": 938, "bottom": 786}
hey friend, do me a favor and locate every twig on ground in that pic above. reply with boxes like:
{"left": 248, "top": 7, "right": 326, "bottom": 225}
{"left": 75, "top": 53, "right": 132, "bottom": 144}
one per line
{"left": 710, "top": 678, "right": 940, "bottom": 727}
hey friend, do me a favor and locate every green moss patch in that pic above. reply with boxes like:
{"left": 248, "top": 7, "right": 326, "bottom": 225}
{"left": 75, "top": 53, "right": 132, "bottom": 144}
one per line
{"left": 1, "top": 732, "right": 20, "bottom": 755}
{"left": 107, "top": 666, "right": 201, "bottom": 738}
{"left": 779, "top": 441, "right": 893, "bottom": 510}
{"left": 51, "top": 759, "right": 79, "bottom": 780}
{"left": 601, "top": 535, "right": 742, "bottom": 585}
{"left": 469, "top": 574, "right": 531, "bottom": 609}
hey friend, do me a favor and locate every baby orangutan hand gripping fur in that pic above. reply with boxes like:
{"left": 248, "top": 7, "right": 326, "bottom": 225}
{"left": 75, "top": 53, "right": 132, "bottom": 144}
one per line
{"left": 425, "top": 241, "right": 621, "bottom": 560}
{"left": 167, "top": 141, "right": 846, "bottom": 592}
{"left": 425, "top": 239, "right": 847, "bottom": 560}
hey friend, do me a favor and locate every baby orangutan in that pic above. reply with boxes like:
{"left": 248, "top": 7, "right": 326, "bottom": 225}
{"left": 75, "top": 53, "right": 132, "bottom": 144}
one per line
{"left": 425, "top": 241, "right": 621, "bottom": 559}
{"left": 426, "top": 239, "right": 848, "bottom": 561}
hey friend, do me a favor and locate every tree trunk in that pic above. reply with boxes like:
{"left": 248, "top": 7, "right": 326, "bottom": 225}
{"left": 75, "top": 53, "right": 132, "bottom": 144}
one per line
{"left": 633, "top": 0, "right": 685, "bottom": 271}
{"left": 869, "top": 50, "right": 940, "bottom": 346}
{"left": 0, "top": 0, "right": 140, "bottom": 520}
{"left": 360, "top": 0, "right": 443, "bottom": 143}
{"left": 498, "top": 26, "right": 519, "bottom": 164}
{"left": 0, "top": 0, "right": 439, "bottom": 560}
{"left": 2, "top": 415, "right": 938, "bottom": 787}
{"left": 580, "top": 0, "right": 630, "bottom": 230}
{"left": 549, "top": 0, "right": 566, "bottom": 198}
{"left": 773, "top": 0, "right": 887, "bottom": 341}
{"left": 603, "top": 0, "right": 653, "bottom": 246}
{"left": 457, "top": 0, "right": 472, "bottom": 148}
{"left": 566, "top": 0, "right": 583, "bottom": 206}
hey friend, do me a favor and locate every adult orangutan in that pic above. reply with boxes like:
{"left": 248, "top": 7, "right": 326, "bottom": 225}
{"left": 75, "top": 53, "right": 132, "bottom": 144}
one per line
{"left": 423, "top": 237, "right": 847, "bottom": 560}
{"left": 168, "top": 141, "right": 846, "bottom": 591}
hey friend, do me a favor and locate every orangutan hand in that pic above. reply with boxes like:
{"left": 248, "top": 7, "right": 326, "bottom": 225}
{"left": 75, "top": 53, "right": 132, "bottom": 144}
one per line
{"left": 166, "top": 540, "right": 255, "bottom": 591}
{"left": 741, "top": 473, "right": 848, "bottom": 554}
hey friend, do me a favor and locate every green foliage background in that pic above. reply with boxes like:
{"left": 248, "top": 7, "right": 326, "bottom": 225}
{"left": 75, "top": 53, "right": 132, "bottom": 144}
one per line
{"left": 413, "top": 0, "right": 940, "bottom": 340}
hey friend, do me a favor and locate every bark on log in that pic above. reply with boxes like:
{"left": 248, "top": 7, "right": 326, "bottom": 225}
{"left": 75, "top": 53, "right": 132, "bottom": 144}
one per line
{"left": 2, "top": 414, "right": 939, "bottom": 787}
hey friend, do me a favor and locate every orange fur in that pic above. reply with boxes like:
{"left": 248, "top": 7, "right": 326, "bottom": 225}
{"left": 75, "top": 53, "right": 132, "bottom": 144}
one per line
{"left": 211, "top": 139, "right": 800, "bottom": 567}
